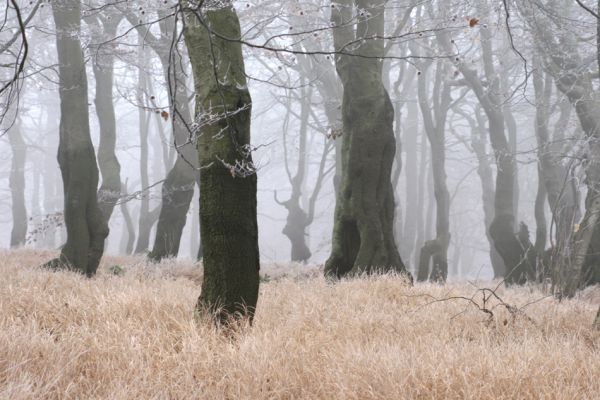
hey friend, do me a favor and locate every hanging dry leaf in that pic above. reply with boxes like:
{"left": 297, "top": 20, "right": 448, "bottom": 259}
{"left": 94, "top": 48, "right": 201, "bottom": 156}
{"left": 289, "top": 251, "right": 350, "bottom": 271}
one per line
{"left": 469, "top": 18, "right": 479, "bottom": 28}
{"left": 160, "top": 110, "right": 169, "bottom": 121}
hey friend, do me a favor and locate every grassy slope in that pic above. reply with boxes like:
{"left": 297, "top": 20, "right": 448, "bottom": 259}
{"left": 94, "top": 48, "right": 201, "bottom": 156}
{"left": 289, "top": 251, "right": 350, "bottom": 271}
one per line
{"left": 0, "top": 249, "right": 598, "bottom": 399}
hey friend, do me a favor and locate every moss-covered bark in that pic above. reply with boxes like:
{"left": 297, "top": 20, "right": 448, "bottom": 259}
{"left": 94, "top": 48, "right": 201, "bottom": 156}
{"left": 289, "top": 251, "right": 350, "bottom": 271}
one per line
{"left": 324, "top": 0, "right": 409, "bottom": 279}
{"left": 45, "top": 0, "right": 108, "bottom": 276}
{"left": 183, "top": 4, "right": 259, "bottom": 322}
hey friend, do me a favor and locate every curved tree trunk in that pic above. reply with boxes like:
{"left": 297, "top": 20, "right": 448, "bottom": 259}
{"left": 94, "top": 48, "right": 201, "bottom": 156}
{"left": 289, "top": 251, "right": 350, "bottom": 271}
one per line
{"left": 45, "top": 0, "right": 108, "bottom": 276}
{"left": 89, "top": 15, "right": 122, "bottom": 224}
{"left": 148, "top": 53, "right": 197, "bottom": 261}
{"left": 119, "top": 182, "right": 135, "bottom": 255}
{"left": 8, "top": 115, "right": 27, "bottom": 247}
{"left": 324, "top": 0, "right": 409, "bottom": 279}
{"left": 184, "top": 4, "right": 259, "bottom": 322}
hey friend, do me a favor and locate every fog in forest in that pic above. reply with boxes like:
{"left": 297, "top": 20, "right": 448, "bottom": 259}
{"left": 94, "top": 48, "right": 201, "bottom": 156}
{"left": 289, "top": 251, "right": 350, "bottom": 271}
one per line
{"left": 2, "top": 0, "right": 600, "bottom": 311}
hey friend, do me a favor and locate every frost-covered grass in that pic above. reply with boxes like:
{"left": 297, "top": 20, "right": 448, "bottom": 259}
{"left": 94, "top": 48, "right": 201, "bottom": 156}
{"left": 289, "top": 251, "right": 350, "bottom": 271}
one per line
{"left": 0, "top": 249, "right": 598, "bottom": 399}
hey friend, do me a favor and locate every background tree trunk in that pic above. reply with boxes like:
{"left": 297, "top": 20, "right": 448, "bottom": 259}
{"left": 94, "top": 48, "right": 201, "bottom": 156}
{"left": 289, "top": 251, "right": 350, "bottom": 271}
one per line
{"left": 184, "top": 4, "right": 259, "bottom": 322}
{"left": 8, "top": 114, "right": 27, "bottom": 247}
{"left": 89, "top": 14, "right": 122, "bottom": 224}
{"left": 45, "top": 0, "right": 108, "bottom": 276}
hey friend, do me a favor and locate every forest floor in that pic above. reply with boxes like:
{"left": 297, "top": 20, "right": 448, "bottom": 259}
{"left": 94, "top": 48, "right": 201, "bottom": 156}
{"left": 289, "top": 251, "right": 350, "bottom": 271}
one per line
{"left": 0, "top": 249, "right": 599, "bottom": 399}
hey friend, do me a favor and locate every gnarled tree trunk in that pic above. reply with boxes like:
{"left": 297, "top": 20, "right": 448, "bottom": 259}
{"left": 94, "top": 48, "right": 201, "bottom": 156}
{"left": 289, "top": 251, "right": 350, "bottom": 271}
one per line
{"left": 324, "top": 0, "right": 409, "bottom": 279}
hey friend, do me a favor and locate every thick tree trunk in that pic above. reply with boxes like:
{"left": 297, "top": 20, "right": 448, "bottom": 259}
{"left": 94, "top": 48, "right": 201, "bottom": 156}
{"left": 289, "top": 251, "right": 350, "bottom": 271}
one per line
{"left": 324, "top": 0, "right": 409, "bottom": 279}
{"left": 184, "top": 4, "right": 259, "bottom": 322}
{"left": 8, "top": 116, "right": 27, "bottom": 247}
{"left": 45, "top": 0, "right": 108, "bottom": 276}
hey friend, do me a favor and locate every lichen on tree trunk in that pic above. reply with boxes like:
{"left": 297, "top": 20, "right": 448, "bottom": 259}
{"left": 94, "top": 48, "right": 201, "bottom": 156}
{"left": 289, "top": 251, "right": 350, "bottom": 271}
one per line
{"left": 324, "top": 0, "right": 410, "bottom": 279}
{"left": 183, "top": 3, "right": 259, "bottom": 323}
{"left": 45, "top": 0, "right": 108, "bottom": 276}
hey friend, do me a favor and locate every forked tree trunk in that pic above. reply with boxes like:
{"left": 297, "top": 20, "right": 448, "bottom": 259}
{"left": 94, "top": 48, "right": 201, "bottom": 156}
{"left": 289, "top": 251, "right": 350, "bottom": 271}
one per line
{"left": 324, "top": 0, "right": 409, "bottom": 279}
{"left": 45, "top": 0, "right": 108, "bottom": 276}
{"left": 184, "top": 4, "right": 259, "bottom": 322}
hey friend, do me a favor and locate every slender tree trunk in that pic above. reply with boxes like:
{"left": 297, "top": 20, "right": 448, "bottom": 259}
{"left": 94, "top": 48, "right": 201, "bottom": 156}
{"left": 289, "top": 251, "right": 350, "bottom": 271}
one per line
{"left": 417, "top": 61, "right": 451, "bottom": 283}
{"left": 437, "top": 28, "right": 531, "bottom": 285}
{"left": 148, "top": 57, "right": 197, "bottom": 261}
{"left": 44, "top": 0, "right": 108, "bottom": 276}
{"left": 324, "top": 0, "right": 409, "bottom": 279}
{"left": 184, "top": 4, "right": 259, "bottom": 322}
{"left": 8, "top": 115, "right": 27, "bottom": 247}
{"left": 119, "top": 182, "right": 135, "bottom": 255}
{"left": 402, "top": 99, "right": 419, "bottom": 263}
{"left": 90, "top": 16, "right": 122, "bottom": 224}
{"left": 134, "top": 50, "right": 154, "bottom": 254}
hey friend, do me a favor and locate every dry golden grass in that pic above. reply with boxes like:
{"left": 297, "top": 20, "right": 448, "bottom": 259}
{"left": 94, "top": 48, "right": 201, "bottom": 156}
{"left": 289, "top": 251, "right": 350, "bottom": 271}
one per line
{"left": 0, "top": 249, "right": 599, "bottom": 399}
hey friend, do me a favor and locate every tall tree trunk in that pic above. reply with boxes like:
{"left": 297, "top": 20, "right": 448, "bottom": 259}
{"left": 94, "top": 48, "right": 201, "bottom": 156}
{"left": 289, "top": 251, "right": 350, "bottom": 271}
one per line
{"left": 416, "top": 61, "right": 451, "bottom": 283}
{"left": 45, "top": 0, "right": 108, "bottom": 276}
{"left": 184, "top": 4, "right": 259, "bottom": 322}
{"left": 89, "top": 15, "right": 122, "bottom": 224}
{"left": 324, "top": 0, "right": 410, "bottom": 279}
{"left": 134, "top": 48, "right": 154, "bottom": 254}
{"left": 8, "top": 115, "right": 27, "bottom": 247}
{"left": 402, "top": 98, "right": 419, "bottom": 263}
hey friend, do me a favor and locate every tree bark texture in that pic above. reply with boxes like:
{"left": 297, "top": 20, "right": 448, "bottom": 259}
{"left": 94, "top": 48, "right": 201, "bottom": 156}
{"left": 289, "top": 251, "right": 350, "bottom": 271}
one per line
{"left": 46, "top": 0, "right": 108, "bottom": 276}
{"left": 324, "top": 0, "right": 410, "bottom": 279}
{"left": 184, "top": 4, "right": 259, "bottom": 322}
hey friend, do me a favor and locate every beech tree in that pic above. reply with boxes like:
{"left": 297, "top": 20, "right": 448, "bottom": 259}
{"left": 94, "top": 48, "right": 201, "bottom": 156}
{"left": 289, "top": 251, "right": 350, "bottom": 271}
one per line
{"left": 324, "top": 0, "right": 410, "bottom": 279}
{"left": 183, "top": 1, "right": 259, "bottom": 322}
{"left": 43, "top": 0, "right": 108, "bottom": 275}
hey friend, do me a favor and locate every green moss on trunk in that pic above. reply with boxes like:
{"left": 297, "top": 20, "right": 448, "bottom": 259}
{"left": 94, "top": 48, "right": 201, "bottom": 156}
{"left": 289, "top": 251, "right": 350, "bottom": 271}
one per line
{"left": 184, "top": 5, "right": 259, "bottom": 323}
{"left": 324, "top": 0, "right": 409, "bottom": 279}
